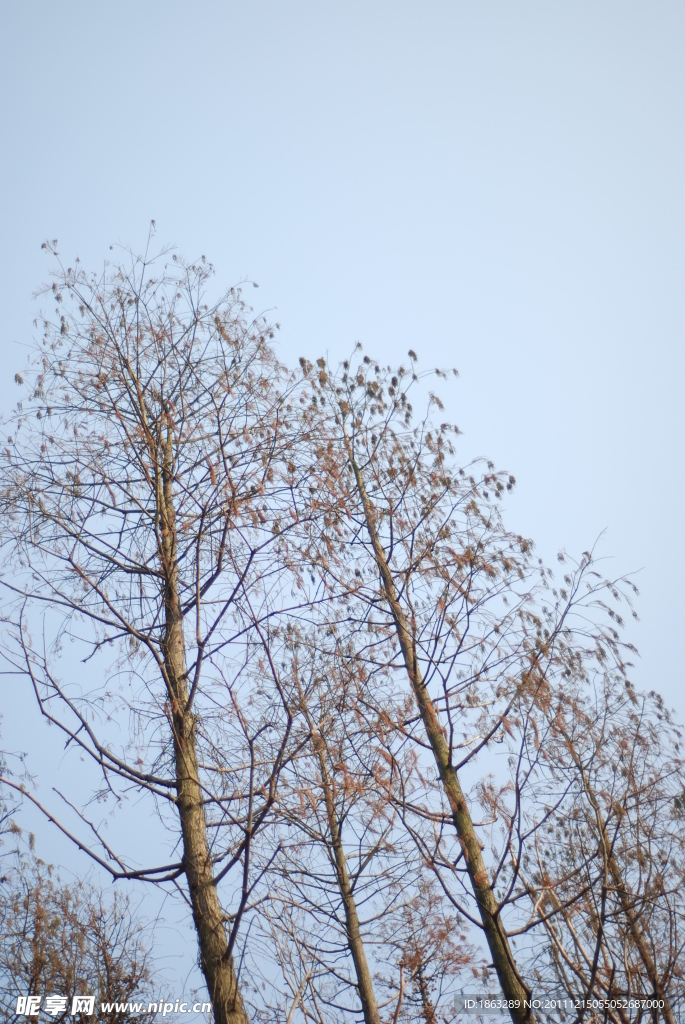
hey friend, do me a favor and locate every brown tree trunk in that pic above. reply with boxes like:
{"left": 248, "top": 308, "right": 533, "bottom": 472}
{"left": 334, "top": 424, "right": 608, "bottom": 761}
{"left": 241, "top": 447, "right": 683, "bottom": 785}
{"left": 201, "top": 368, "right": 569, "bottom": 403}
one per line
{"left": 160, "top": 430, "right": 250, "bottom": 1024}
{"left": 345, "top": 440, "right": 534, "bottom": 1024}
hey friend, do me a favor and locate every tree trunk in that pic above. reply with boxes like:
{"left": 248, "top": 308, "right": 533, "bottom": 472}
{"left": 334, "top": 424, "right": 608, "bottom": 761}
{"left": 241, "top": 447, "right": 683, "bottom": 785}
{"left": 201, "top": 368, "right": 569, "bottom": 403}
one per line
{"left": 160, "top": 430, "right": 250, "bottom": 1024}
{"left": 345, "top": 439, "right": 534, "bottom": 1024}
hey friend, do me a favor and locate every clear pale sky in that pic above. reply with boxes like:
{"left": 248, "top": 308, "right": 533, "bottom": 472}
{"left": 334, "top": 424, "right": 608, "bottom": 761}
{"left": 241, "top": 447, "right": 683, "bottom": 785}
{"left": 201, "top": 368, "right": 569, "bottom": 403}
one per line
{"left": 2, "top": 0, "right": 684, "bottom": 1005}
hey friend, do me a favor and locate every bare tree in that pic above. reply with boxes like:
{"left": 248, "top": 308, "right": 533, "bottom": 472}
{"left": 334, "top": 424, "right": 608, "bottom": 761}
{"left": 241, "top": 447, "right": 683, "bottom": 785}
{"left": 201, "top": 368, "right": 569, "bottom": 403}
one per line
{"left": 282, "top": 638, "right": 386, "bottom": 1024}
{"left": 293, "top": 350, "right": 557, "bottom": 1021}
{"left": 514, "top": 677, "right": 685, "bottom": 1023}
{"left": 294, "top": 351, "right": 660, "bottom": 1024}
{"left": 235, "top": 628, "right": 399, "bottom": 1024}
{"left": 0, "top": 236, "right": 307, "bottom": 1023}
{"left": 0, "top": 840, "right": 158, "bottom": 1023}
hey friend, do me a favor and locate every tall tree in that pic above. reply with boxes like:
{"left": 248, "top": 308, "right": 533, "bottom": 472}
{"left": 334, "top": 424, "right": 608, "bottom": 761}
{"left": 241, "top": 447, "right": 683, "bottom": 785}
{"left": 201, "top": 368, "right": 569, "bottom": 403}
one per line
{"left": 0, "top": 238, "right": 305, "bottom": 1024}
{"left": 295, "top": 351, "right": 654, "bottom": 1023}
{"left": 295, "top": 350, "right": 551, "bottom": 1021}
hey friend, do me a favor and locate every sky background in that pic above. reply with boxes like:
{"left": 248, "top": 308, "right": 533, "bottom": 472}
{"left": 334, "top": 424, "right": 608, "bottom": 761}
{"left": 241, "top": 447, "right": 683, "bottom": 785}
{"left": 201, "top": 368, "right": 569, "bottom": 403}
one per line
{"left": 1, "top": 0, "right": 684, "bottom": 1011}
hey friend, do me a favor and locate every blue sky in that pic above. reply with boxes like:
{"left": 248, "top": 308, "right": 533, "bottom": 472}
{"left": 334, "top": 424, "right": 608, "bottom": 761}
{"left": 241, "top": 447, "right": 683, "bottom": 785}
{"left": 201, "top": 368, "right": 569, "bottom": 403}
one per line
{"left": 2, "top": 0, "right": 684, "bottom": 1006}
